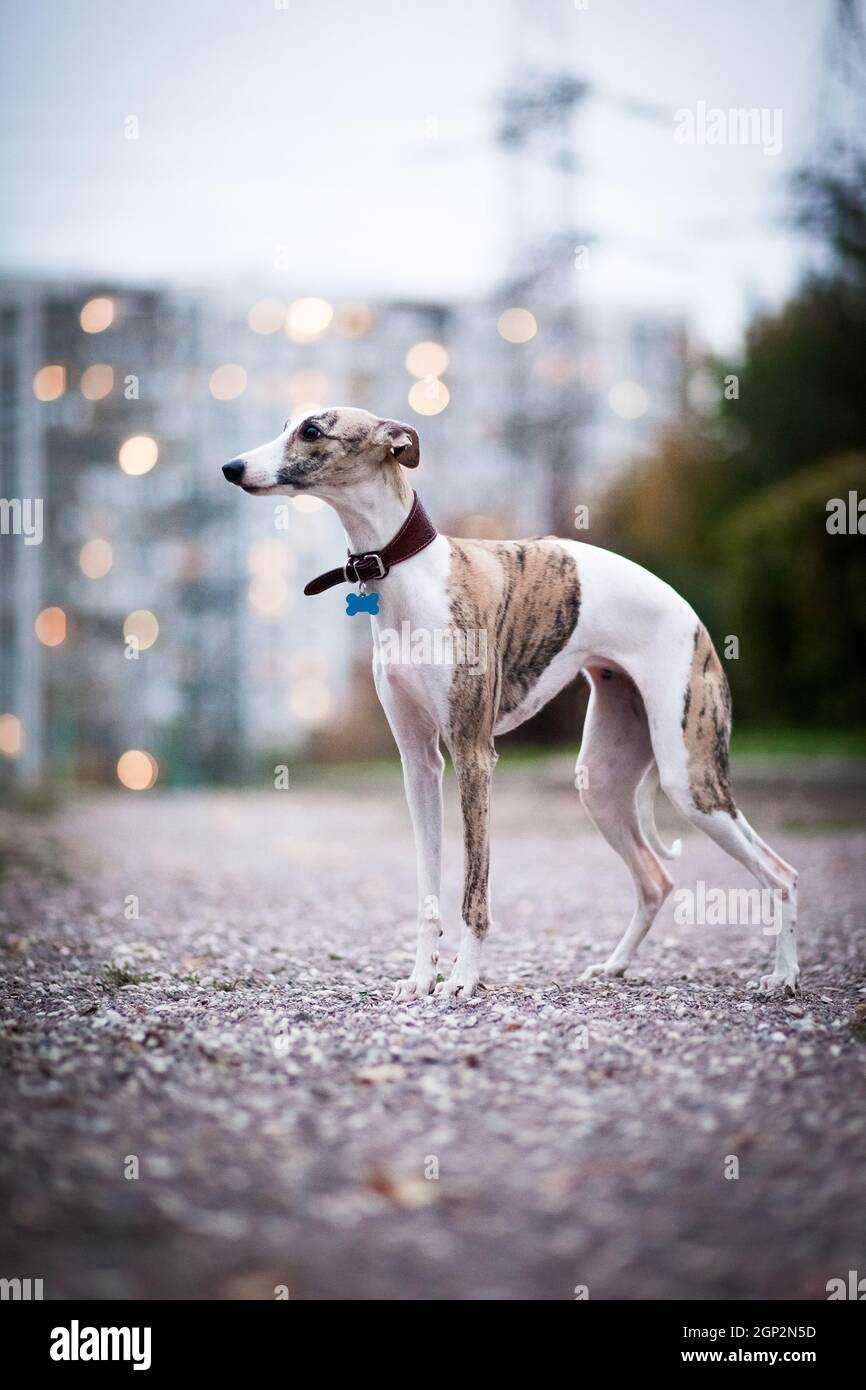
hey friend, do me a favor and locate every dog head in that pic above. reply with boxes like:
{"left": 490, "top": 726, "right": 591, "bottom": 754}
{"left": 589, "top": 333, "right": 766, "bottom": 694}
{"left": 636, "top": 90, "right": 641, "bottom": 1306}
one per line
{"left": 222, "top": 407, "right": 419, "bottom": 496}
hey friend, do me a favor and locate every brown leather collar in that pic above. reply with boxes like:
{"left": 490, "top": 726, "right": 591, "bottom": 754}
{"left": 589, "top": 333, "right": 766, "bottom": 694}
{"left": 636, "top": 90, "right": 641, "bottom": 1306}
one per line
{"left": 303, "top": 492, "right": 438, "bottom": 596}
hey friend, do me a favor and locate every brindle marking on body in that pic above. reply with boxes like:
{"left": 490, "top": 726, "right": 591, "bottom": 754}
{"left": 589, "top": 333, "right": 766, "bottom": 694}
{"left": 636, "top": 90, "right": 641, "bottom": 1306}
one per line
{"left": 445, "top": 537, "right": 581, "bottom": 936}
{"left": 683, "top": 622, "right": 735, "bottom": 816}
{"left": 446, "top": 537, "right": 582, "bottom": 743}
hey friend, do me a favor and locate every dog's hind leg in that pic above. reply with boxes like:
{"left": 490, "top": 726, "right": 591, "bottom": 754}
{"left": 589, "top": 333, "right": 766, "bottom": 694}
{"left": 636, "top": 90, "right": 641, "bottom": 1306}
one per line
{"left": 578, "top": 669, "right": 674, "bottom": 980}
{"left": 636, "top": 763, "right": 682, "bottom": 862}
{"left": 638, "top": 622, "right": 799, "bottom": 994}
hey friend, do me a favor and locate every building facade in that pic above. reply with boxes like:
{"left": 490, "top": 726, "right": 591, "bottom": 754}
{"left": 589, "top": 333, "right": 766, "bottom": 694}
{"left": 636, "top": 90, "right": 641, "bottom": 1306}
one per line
{"left": 0, "top": 277, "right": 685, "bottom": 786}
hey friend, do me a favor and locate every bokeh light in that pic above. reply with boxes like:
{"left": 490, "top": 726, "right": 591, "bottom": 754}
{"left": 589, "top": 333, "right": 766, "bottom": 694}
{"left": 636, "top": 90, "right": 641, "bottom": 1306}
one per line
{"left": 497, "top": 307, "right": 538, "bottom": 343}
{"left": 32, "top": 365, "right": 66, "bottom": 401}
{"left": 209, "top": 364, "right": 247, "bottom": 400}
{"left": 248, "top": 538, "right": 291, "bottom": 577}
{"left": 534, "top": 351, "right": 576, "bottom": 385}
{"left": 117, "top": 749, "right": 158, "bottom": 791}
{"left": 608, "top": 380, "right": 649, "bottom": 420}
{"left": 248, "top": 299, "right": 286, "bottom": 334}
{"left": 80, "top": 363, "right": 114, "bottom": 400}
{"left": 408, "top": 378, "right": 450, "bottom": 416}
{"left": 285, "top": 297, "right": 333, "bottom": 342}
{"left": 123, "top": 609, "right": 159, "bottom": 651}
{"left": 118, "top": 435, "right": 159, "bottom": 475}
{"left": 80, "top": 297, "right": 115, "bottom": 333}
{"left": 289, "top": 678, "right": 332, "bottom": 724}
{"left": 334, "top": 303, "right": 375, "bottom": 338}
{"left": 0, "top": 714, "right": 23, "bottom": 757}
{"left": 248, "top": 574, "right": 290, "bottom": 618}
{"left": 79, "top": 539, "right": 113, "bottom": 579}
{"left": 35, "top": 607, "right": 67, "bottom": 647}
{"left": 176, "top": 543, "right": 205, "bottom": 581}
{"left": 405, "top": 341, "right": 449, "bottom": 379}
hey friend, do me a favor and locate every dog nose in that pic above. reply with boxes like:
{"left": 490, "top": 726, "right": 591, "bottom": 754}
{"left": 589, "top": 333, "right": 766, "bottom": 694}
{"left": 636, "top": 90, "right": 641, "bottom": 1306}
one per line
{"left": 223, "top": 459, "right": 245, "bottom": 484}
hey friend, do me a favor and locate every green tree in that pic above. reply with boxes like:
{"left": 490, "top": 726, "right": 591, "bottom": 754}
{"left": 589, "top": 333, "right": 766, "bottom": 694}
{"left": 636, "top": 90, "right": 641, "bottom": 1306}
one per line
{"left": 720, "top": 453, "right": 866, "bottom": 724}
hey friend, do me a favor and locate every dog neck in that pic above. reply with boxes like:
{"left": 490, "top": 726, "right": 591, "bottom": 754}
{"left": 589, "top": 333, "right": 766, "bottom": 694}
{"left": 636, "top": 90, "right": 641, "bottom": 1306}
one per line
{"left": 322, "top": 476, "right": 414, "bottom": 556}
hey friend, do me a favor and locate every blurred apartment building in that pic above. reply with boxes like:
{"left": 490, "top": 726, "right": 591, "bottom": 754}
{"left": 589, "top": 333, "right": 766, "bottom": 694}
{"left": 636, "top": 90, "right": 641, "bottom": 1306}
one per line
{"left": 0, "top": 276, "right": 685, "bottom": 786}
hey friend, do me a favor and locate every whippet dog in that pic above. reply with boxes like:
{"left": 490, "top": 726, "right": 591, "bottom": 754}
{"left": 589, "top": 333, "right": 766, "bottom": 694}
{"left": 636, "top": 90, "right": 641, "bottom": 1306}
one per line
{"left": 223, "top": 407, "right": 799, "bottom": 1002}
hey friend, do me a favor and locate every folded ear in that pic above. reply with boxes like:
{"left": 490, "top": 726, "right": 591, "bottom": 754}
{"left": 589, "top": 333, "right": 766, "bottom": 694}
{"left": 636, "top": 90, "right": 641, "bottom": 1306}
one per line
{"left": 377, "top": 418, "right": 420, "bottom": 468}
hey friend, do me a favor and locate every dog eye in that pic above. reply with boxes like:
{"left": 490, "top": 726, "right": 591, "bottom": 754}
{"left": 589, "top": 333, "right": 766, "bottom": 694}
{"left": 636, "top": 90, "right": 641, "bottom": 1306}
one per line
{"left": 301, "top": 422, "right": 321, "bottom": 441}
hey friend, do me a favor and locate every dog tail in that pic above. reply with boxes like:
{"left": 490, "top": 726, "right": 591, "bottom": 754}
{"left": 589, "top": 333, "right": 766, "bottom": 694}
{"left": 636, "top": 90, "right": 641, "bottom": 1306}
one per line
{"left": 638, "top": 763, "right": 682, "bottom": 860}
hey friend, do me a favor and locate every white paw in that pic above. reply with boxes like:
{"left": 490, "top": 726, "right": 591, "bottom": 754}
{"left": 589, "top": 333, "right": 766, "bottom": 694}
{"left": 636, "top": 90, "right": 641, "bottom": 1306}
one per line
{"left": 759, "top": 968, "right": 800, "bottom": 996}
{"left": 434, "top": 968, "right": 480, "bottom": 1001}
{"left": 580, "top": 961, "right": 625, "bottom": 982}
{"left": 392, "top": 972, "right": 436, "bottom": 1003}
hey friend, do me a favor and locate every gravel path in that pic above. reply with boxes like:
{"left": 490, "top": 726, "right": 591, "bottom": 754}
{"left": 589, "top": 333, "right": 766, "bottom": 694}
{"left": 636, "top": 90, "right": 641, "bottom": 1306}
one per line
{"left": 1, "top": 769, "right": 865, "bottom": 1300}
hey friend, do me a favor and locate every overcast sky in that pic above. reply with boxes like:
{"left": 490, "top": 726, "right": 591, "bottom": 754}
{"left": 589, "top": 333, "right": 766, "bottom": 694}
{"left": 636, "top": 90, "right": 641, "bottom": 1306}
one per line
{"left": 0, "top": 0, "right": 835, "bottom": 350}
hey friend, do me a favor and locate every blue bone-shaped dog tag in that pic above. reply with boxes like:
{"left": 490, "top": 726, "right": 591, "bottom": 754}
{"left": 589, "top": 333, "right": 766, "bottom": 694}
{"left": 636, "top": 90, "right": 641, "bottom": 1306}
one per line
{"left": 346, "top": 591, "right": 380, "bottom": 616}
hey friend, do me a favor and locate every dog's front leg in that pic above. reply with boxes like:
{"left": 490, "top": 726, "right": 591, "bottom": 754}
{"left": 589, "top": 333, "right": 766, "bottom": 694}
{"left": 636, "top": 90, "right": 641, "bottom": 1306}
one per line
{"left": 375, "top": 669, "right": 445, "bottom": 1001}
{"left": 394, "top": 735, "right": 445, "bottom": 1001}
{"left": 436, "top": 747, "right": 495, "bottom": 1000}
